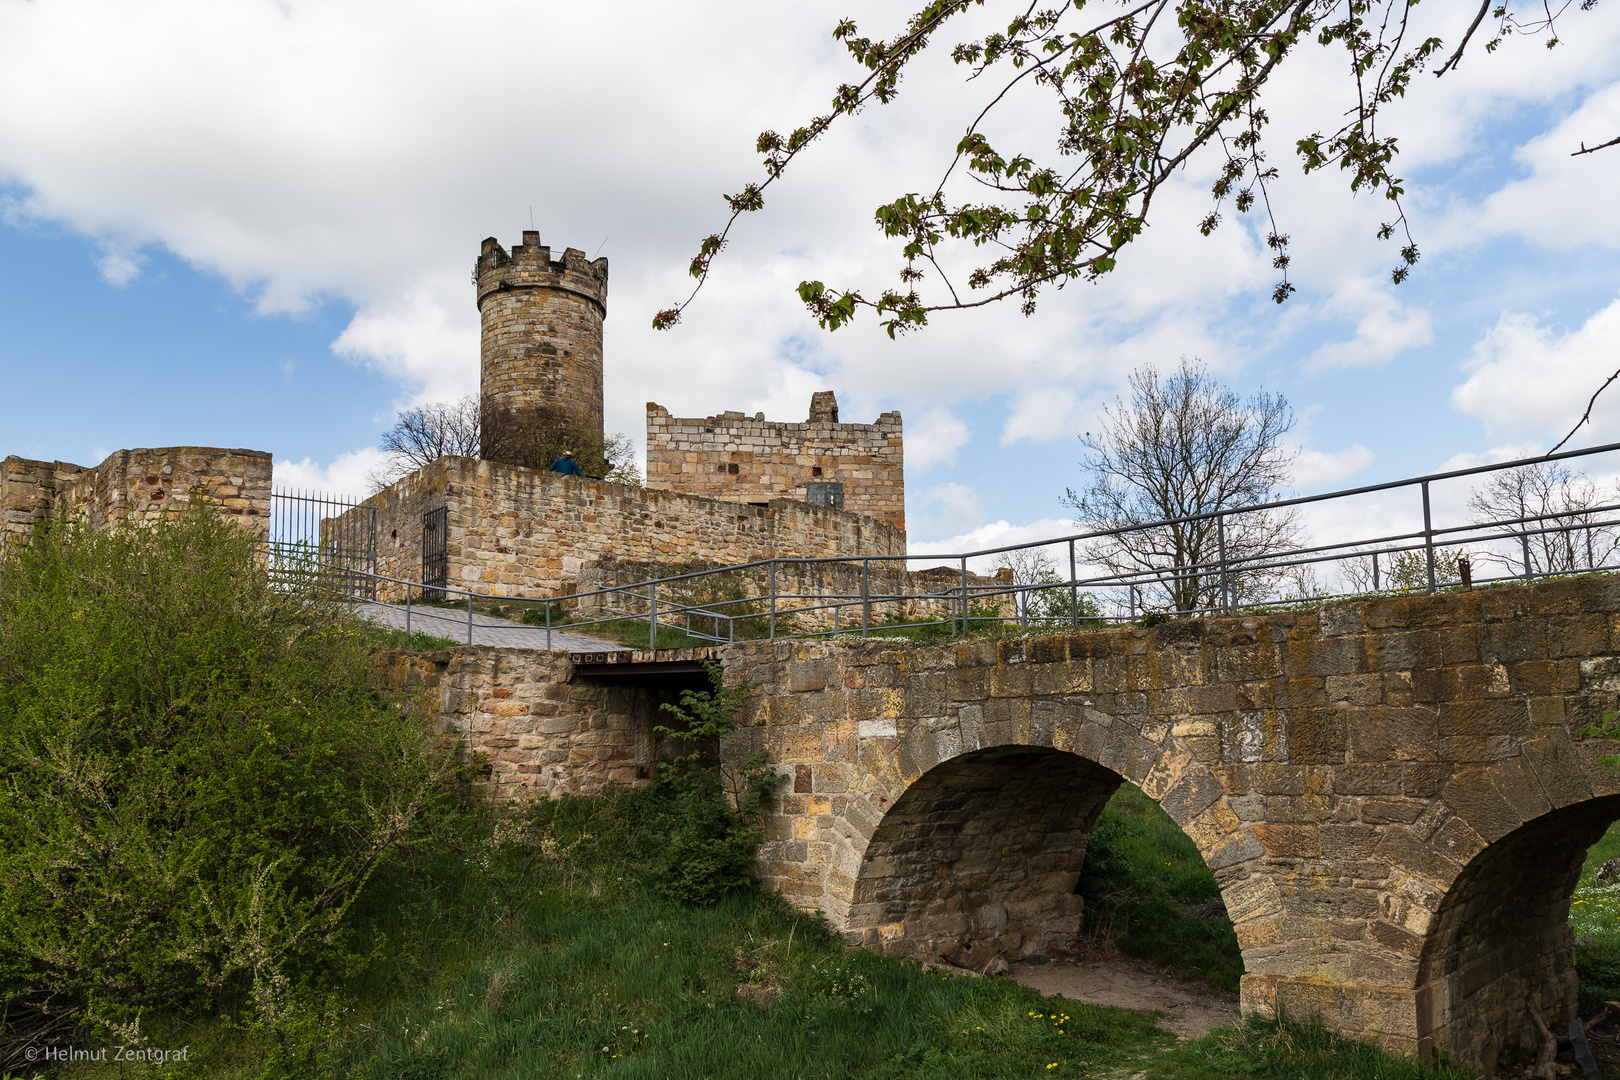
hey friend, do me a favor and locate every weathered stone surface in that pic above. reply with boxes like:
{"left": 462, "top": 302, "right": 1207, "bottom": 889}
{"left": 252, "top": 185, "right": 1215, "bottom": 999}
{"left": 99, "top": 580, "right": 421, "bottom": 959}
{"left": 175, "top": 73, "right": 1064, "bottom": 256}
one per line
{"left": 477, "top": 233, "right": 607, "bottom": 463}
{"left": 382, "top": 574, "right": 1620, "bottom": 1075}
{"left": 646, "top": 396, "right": 906, "bottom": 532}
{"left": 3, "top": 447, "right": 271, "bottom": 547}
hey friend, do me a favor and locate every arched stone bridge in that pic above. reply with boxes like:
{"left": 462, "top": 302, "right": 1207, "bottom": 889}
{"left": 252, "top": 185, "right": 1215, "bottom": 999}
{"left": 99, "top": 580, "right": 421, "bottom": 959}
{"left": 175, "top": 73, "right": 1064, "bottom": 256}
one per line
{"left": 717, "top": 575, "right": 1620, "bottom": 1071}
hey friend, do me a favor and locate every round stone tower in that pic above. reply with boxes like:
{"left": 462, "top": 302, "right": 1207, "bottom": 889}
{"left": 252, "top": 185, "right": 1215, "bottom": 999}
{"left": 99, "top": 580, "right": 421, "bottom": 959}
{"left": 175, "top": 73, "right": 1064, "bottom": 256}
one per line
{"left": 475, "top": 229, "right": 608, "bottom": 466}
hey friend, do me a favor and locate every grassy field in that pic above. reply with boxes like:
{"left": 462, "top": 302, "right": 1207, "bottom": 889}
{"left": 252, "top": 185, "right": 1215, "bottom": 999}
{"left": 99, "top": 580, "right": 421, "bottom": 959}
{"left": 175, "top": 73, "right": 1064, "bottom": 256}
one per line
{"left": 42, "top": 784, "right": 1481, "bottom": 1080}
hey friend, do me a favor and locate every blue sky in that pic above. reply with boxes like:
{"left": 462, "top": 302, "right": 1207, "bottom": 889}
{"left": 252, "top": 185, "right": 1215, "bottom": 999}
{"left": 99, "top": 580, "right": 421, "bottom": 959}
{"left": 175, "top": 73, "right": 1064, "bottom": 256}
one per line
{"left": 1, "top": 0, "right": 1617, "bottom": 558}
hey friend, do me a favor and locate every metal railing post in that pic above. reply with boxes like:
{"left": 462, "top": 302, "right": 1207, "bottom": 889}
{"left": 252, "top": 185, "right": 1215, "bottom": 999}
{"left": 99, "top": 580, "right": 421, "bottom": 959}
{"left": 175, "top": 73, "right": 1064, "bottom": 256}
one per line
{"left": 1422, "top": 480, "right": 1437, "bottom": 593}
{"left": 649, "top": 581, "right": 659, "bottom": 648}
{"left": 405, "top": 582, "right": 412, "bottom": 638}
{"left": 1521, "top": 532, "right": 1534, "bottom": 579}
{"left": 1130, "top": 584, "right": 1137, "bottom": 621}
{"left": 1372, "top": 551, "right": 1380, "bottom": 592}
{"left": 769, "top": 560, "right": 777, "bottom": 640}
{"left": 861, "top": 559, "right": 870, "bottom": 637}
{"left": 545, "top": 593, "right": 552, "bottom": 651}
{"left": 467, "top": 590, "right": 473, "bottom": 645}
{"left": 1069, "top": 539, "right": 1079, "bottom": 631}
{"left": 960, "top": 556, "right": 969, "bottom": 634}
{"left": 1217, "top": 513, "right": 1230, "bottom": 615}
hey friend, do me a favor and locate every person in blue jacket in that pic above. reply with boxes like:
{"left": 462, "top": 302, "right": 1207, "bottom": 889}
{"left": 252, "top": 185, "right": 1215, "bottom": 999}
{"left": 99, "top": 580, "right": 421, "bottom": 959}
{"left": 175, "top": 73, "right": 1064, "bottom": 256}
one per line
{"left": 550, "top": 450, "right": 582, "bottom": 476}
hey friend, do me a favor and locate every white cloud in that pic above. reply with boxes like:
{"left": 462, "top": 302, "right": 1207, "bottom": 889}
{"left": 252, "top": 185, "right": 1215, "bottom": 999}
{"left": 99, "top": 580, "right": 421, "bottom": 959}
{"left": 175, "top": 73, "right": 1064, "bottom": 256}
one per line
{"left": 1473, "top": 82, "right": 1620, "bottom": 252}
{"left": 1451, "top": 296, "right": 1620, "bottom": 444}
{"left": 909, "top": 481, "right": 985, "bottom": 541}
{"left": 331, "top": 279, "right": 479, "bottom": 405}
{"left": 906, "top": 408, "right": 971, "bottom": 470}
{"left": 0, "top": 0, "right": 1617, "bottom": 491}
{"left": 1001, "top": 387, "right": 1083, "bottom": 447}
{"left": 909, "top": 516, "right": 1076, "bottom": 572}
{"left": 273, "top": 446, "right": 389, "bottom": 499}
{"left": 1304, "top": 279, "right": 1432, "bottom": 371}
{"left": 94, "top": 240, "right": 146, "bottom": 287}
{"left": 1293, "top": 444, "right": 1376, "bottom": 492}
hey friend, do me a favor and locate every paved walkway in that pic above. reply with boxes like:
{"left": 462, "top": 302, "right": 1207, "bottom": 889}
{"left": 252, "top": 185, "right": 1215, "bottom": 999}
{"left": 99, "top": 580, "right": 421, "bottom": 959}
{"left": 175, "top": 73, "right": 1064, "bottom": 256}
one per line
{"left": 357, "top": 601, "right": 623, "bottom": 653}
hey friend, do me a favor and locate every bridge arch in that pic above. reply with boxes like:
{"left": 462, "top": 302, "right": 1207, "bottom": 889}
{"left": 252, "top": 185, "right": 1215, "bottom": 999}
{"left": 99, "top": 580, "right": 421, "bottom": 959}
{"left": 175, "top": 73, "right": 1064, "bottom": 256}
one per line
{"left": 1414, "top": 795, "right": 1620, "bottom": 1067}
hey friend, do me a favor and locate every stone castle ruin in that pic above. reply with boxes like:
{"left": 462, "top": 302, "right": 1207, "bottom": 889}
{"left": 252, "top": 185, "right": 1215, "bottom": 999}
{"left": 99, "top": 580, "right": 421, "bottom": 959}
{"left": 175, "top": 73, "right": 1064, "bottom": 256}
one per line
{"left": 11, "top": 227, "right": 1620, "bottom": 1071}
{"left": 2, "top": 447, "right": 271, "bottom": 548}
{"left": 354, "top": 228, "right": 922, "bottom": 610}
{"left": 2, "top": 227, "right": 966, "bottom": 623}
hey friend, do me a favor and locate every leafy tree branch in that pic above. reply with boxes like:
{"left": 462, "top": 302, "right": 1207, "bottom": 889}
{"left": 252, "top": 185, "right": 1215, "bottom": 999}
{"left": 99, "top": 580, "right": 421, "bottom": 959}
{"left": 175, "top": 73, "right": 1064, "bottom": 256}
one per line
{"left": 656, "top": 0, "right": 1598, "bottom": 337}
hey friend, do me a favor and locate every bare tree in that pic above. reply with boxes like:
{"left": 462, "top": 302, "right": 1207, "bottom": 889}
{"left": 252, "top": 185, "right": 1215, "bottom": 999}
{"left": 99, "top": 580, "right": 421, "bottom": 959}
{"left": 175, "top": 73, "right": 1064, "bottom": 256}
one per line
{"left": 991, "top": 546, "right": 1103, "bottom": 628}
{"left": 1063, "top": 359, "right": 1299, "bottom": 615}
{"left": 367, "top": 395, "right": 483, "bottom": 491}
{"left": 1340, "top": 546, "right": 1472, "bottom": 594}
{"left": 368, "top": 395, "right": 643, "bottom": 492}
{"left": 1468, "top": 461, "right": 1620, "bottom": 576}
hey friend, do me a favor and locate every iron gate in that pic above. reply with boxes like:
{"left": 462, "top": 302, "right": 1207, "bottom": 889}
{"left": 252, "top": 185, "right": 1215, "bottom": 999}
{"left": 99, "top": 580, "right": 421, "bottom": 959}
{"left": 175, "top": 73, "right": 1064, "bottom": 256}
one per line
{"left": 422, "top": 505, "right": 448, "bottom": 600}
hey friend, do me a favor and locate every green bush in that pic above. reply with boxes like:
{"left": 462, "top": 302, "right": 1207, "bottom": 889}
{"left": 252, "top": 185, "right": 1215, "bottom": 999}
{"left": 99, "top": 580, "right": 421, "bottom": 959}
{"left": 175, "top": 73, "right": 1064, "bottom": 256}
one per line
{"left": 638, "top": 668, "right": 778, "bottom": 905}
{"left": 0, "top": 510, "right": 446, "bottom": 1050}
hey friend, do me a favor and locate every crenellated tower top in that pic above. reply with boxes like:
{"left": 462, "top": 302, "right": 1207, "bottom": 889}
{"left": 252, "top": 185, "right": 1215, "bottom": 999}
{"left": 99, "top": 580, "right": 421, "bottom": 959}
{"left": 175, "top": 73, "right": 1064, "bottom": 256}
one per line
{"left": 476, "top": 230, "right": 609, "bottom": 467}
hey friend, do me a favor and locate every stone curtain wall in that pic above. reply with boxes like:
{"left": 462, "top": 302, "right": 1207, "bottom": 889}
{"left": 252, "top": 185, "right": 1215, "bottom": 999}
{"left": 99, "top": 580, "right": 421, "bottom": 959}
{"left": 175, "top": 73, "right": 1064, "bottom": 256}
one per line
{"left": 2, "top": 447, "right": 271, "bottom": 546}
{"left": 2, "top": 456, "right": 86, "bottom": 547}
{"left": 645, "top": 396, "right": 906, "bottom": 532}
{"left": 477, "top": 232, "right": 608, "bottom": 463}
{"left": 374, "top": 646, "right": 724, "bottom": 800}
{"left": 352, "top": 456, "right": 907, "bottom": 603}
{"left": 716, "top": 576, "right": 1620, "bottom": 1069}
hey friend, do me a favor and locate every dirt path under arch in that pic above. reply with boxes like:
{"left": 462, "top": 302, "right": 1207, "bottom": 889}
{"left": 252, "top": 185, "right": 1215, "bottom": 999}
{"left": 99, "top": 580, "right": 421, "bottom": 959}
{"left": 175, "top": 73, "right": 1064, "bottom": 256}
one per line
{"left": 1007, "top": 945, "right": 1240, "bottom": 1039}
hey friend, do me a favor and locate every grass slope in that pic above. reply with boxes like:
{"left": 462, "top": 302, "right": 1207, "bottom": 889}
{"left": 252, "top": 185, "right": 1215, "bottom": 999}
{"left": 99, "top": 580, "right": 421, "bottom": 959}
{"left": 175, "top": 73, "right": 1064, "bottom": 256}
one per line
{"left": 1573, "top": 821, "right": 1620, "bottom": 1016}
{"left": 1079, "top": 783, "right": 1245, "bottom": 992}
{"left": 51, "top": 788, "right": 1480, "bottom": 1080}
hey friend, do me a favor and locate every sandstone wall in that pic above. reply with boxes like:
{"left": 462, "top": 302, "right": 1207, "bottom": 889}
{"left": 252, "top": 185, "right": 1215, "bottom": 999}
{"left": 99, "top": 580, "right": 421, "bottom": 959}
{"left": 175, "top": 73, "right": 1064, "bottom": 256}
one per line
{"left": 374, "top": 646, "right": 723, "bottom": 800}
{"left": 2, "top": 447, "right": 271, "bottom": 546}
{"left": 2, "top": 456, "right": 86, "bottom": 548}
{"left": 712, "top": 575, "right": 1620, "bottom": 1069}
{"left": 646, "top": 395, "right": 905, "bottom": 532}
{"left": 352, "top": 456, "right": 906, "bottom": 603}
{"left": 477, "top": 231, "right": 608, "bottom": 461}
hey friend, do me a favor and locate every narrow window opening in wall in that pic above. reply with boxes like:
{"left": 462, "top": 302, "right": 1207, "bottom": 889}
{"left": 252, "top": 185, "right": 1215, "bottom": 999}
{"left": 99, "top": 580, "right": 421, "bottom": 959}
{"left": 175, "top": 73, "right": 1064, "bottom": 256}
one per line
{"left": 728, "top": 463, "right": 740, "bottom": 475}
{"left": 806, "top": 481, "right": 844, "bottom": 510}
{"left": 390, "top": 529, "right": 397, "bottom": 540}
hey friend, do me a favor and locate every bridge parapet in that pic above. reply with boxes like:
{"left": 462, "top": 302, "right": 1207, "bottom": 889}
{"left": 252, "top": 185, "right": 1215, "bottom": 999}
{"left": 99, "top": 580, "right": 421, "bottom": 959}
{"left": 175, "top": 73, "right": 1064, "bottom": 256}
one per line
{"left": 719, "top": 575, "right": 1620, "bottom": 1070}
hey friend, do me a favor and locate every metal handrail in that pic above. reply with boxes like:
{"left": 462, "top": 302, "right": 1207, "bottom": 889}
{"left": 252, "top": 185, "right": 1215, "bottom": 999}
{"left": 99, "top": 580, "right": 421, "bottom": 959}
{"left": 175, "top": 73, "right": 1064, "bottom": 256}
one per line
{"left": 270, "top": 439, "right": 1620, "bottom": 649}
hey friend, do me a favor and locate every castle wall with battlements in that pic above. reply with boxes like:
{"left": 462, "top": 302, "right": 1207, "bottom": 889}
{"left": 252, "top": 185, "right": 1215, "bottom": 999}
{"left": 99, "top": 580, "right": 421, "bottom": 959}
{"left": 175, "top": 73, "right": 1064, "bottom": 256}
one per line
{"left": 645, "top": 393, "right": 905, "bottom": 532}
{"left": 3, "top": 447, "right": 271, "bottom": 547}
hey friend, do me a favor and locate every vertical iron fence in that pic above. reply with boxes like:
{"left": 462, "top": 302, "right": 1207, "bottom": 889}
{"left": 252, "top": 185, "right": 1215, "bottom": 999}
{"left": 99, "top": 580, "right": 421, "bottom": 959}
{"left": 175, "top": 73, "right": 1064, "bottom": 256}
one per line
{"left": 268, "top": 489, "right": 378, "bottom": 599}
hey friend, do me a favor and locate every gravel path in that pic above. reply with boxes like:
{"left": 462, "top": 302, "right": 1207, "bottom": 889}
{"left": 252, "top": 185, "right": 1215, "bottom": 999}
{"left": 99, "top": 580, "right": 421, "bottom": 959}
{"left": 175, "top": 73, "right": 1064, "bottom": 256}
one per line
{"left": 1009, "top": 951, "right": 1238, "bottom": 1039}
{"left": 356, "top": 601, "right": 623, "bottom": 652}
